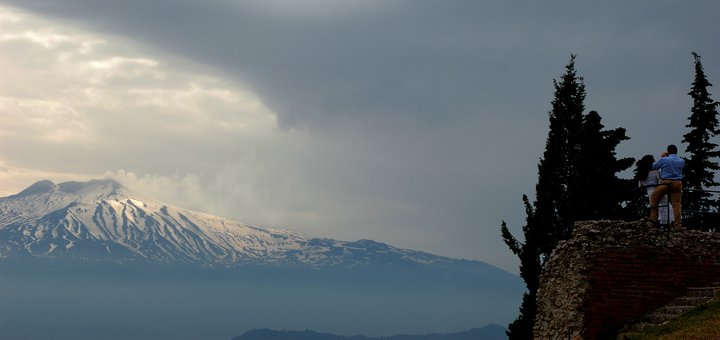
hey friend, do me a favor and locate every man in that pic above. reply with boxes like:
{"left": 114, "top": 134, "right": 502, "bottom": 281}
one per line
{"left": 649, "top": 144, "right": 685, "bottom": 230}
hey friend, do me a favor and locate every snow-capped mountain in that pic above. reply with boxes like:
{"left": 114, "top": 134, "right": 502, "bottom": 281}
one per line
{"left": 0, "top": 179, "right": 465, "bottom": 269}
{"left": 1, "top": 179, "right": 525, "bottom": 340}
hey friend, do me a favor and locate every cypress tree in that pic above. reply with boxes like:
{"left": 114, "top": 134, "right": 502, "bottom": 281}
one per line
{"left": 536, "top": 54, "right": 585, "bottom": 251}
{"left": 681, "top": 52, "right": 720, "bottom": 231}
{"left": 501, "top": 55, "right": 585, "bottom": 339}
{"left": 501, "top": 56, "right": 633, "bottom": 339}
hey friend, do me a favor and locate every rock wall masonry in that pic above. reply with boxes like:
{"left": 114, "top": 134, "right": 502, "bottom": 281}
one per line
{"left": 534, "top": 220, "right": 720, "bottom": 339}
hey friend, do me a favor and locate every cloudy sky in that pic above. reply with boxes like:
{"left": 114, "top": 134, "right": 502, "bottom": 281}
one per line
{"left": 1, "top": 1, "right": 718, "bottom": 273}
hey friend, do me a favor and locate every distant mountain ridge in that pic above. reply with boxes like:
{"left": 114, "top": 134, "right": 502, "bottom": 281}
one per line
{"left": 0, "top": 179, "right": 524, "bottom": 340}
{"left": 0, "top": 179, "right": 492, "bottom": 271}
{"left": 232, "top": 325, "right": 508, "bottom": 340}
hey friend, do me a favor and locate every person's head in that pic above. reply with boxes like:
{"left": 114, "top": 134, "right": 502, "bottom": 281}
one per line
{"left": 639, "top": 154, "right": 654, "bottom": 166}
{"left": 634, "top": 154, "right": 655, "bottom": 180}
{"left": 667, "top": 144, "right": 678, "bottom": 155}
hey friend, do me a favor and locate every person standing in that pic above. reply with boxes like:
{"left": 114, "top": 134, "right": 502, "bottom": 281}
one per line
{"left": 649, "top": 144, "right": 685, "bottom": 230}
{"left": 635, "top": 155, "right": 674, "bottom": 226}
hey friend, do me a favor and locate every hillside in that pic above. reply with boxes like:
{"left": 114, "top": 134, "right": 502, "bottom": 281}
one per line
{"left": 0, "top": 179, "right": 504, "bottom": 272}
{"left": 618, "top": 299, "right": 720, "bottom": 339}
{"left": 233, "top": 324, "right": 507, "bottom": 340}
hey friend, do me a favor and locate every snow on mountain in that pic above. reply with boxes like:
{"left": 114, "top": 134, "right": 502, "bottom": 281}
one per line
{"left": 0, "top": 179, "right": 463, "bottom": 268}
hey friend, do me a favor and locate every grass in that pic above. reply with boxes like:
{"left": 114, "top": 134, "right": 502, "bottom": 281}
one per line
{"left": 617, "top": 299, "right": 720, "bottom": 339}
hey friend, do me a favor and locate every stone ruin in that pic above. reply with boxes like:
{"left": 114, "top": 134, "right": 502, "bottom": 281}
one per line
{"left": 533, "top": 220, "right": 720, "bottom": 339}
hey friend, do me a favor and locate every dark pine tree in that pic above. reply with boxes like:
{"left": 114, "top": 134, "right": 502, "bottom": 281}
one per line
{"left": 501, "top": 56, "right": 633, "bottom": 339}
{"left": 536, "top": 54, "right": 585, "bottom": 251}
{"left": 501, "top": 196, "right": 540, "bottom": 340}
{"left": 681, "top": 52, "right": 720, "bottom": 231}
{"left": 501, "top": 55, "right": 585, "bottom": 339}
{"left": 570, "top": 110, "right": 634, "bottom": 222}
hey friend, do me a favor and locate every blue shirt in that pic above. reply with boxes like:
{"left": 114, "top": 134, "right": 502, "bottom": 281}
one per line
{"left": 652, "top": 154, "right": 685, "bottom": 180}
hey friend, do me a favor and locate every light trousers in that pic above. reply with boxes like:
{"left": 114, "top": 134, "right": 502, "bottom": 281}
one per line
{"left": 649, "top": 179, "right": 682, "bottom": 229}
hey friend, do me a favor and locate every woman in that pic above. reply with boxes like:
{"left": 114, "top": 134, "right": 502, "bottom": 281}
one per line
{"left": 635, "top": 154, "right": 673, "bottom": 226}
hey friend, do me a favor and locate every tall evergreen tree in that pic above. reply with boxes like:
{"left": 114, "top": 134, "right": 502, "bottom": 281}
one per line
{"left": 501, "top": 197, "right": 539, "bottom": 340}
{"left": 682, "top": 52, "right": 720, "bottom": 231}
{"left": 501, "top": 56, "right": 632, "bottom": 339}
{"left": 570, "top": 111, "right": 634, "bottom": 221}
{"left": 501, "top": 55, "right": 585, "bottom": 339}
{"left": 535, "top": 54, "right": 585, "bottom": 252}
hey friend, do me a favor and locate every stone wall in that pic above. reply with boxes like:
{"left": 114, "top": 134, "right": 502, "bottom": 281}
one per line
{"left": 533, "top": 220, "right": 720, "bottom": 339}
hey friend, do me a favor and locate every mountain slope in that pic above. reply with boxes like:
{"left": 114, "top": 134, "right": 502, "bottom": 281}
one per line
{"left": 0, "top": 179, "right": 524, "bottom": 340}
{"left": 0, "top": 179, "right": 490, "bottom": 271}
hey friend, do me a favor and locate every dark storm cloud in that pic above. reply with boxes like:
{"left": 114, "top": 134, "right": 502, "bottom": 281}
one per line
{"left": 0, "top": 2, "right": 630, "bottom": 125}
{"left": 2, "top": 0, "right": 719, "bottom": 272}
{"left": 4, "top": 1, "right": 716, "bottom": 129}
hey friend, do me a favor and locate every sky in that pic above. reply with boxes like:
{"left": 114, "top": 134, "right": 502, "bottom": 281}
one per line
{"left": 0, "top": 0, "right": 719, "bottom": 273}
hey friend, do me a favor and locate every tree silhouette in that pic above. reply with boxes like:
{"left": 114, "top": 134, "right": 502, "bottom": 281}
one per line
{"left": 501, "top": 55, "right": 585, "bottom": 339}
{"left": 571, "top": 110, "right": 634, "bottom": 222}
{"left": 682, "top": 52, "right": 720, "bottom": 231}
{"left": 501, "top": 56, "right": 632, "bottom": 339}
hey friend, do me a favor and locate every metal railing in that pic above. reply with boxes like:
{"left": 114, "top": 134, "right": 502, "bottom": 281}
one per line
{"left": 635, "top": 183, "right": 720, "bottom": 231}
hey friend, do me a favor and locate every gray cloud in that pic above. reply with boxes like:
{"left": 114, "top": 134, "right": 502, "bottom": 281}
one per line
{"left": 1, "top": 0, "right": 719, "bottom": 272}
